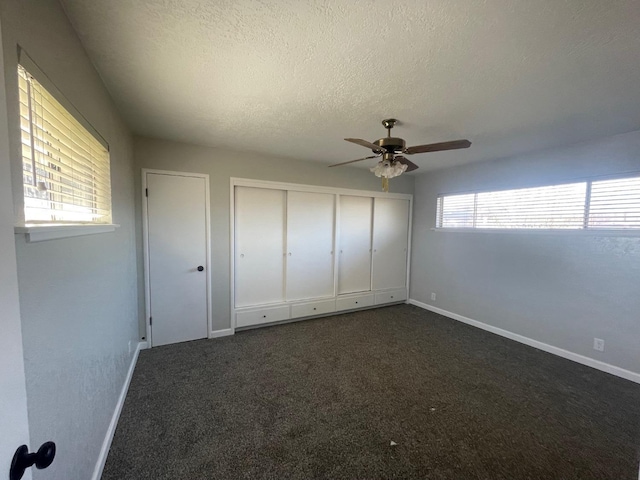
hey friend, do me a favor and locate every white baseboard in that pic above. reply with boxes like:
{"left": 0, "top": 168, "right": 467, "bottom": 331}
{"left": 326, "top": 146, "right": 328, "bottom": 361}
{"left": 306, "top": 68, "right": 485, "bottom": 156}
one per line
{"left": 408, "top": 299, "right": 640, "bottom": 385}
{"left": 210, "top": 328, "right": 234, "bottom": 339}
{"left": 91, "top": 341, "right": 143, "bottom": 480}
{"left": 139, "top": 341, "right": 149, "bottom": 350}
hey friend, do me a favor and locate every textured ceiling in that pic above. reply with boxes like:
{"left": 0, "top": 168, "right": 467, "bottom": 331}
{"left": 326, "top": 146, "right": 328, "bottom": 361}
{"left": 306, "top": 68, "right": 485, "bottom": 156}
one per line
{"left": 60, "top": 0, "right": 640, "bottom": 172}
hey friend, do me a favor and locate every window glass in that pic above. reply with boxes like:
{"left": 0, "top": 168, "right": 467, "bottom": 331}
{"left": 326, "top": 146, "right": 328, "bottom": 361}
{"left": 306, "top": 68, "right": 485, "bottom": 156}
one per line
{"left": 436, "top": 175, "right": 640, "bottom": 231}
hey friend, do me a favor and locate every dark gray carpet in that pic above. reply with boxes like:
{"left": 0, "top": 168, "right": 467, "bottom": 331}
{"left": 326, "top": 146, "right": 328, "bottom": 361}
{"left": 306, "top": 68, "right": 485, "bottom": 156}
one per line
{"left": 103, "top": 305, "right": 640, "bottom": 479}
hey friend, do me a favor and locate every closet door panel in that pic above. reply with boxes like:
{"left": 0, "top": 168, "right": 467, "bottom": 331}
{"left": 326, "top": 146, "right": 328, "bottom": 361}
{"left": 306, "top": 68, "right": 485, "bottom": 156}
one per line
{"left": 338, "top": 195, "right": 373, "bottom": 294}
{"left": 235, "top": 187, "right": 285, "bottom": 307}
{"left": 286, "top": 191, "right": 335, "bottom": 301}
{"left": 372, "top": 198, "right": 409, "bottom": 290}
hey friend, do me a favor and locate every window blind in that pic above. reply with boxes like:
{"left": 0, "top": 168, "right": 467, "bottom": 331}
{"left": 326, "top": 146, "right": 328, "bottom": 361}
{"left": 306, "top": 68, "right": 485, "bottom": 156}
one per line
{"left": 436, "top": 193, "right": 475, "bottom": 228}
{"left": 588, "top": 176, "right": 640, "bottom": 229}
{"left": 475, "top": 182, "right": 587, "bottom": 229}
{"left": 436, "top": 175, "right": 640, "bottom": 231}
{"left": 18, "top": 64, "right": 112, "bottom": 224}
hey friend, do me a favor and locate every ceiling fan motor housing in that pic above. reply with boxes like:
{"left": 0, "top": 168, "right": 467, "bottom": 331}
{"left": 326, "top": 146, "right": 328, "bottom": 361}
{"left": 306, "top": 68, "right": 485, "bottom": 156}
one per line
{"left": 374, "top": 137, "right": 406, "bottom": 153}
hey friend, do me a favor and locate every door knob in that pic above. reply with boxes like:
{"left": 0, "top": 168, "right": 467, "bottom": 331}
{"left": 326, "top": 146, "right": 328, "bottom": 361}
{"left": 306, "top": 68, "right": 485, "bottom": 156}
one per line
{"left": 10, "top": 442, "right": 56, "bottom": 480}
{"left": 197, "top": 266, "right": 204, "bottom": 272}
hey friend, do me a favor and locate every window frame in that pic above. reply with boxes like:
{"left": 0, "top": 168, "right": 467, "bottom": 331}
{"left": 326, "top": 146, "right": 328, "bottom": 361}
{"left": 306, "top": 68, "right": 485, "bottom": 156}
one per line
{"left": 434, "top": 172, "right": 640, "bottom": 236}
{"left": 14, "top": 50, "right": 118, "bottom": 242}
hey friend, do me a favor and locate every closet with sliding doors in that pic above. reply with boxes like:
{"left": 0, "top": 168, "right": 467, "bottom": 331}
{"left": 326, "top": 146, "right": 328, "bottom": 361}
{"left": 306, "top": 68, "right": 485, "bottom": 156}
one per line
{"left": 231, "top": 179, "right": 411, "bottom": 329}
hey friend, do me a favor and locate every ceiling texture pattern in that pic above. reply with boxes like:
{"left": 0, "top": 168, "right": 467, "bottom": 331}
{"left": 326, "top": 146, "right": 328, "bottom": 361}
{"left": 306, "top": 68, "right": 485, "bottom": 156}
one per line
{"left": 60, "top": 0, "right": 640, "bottom": 172}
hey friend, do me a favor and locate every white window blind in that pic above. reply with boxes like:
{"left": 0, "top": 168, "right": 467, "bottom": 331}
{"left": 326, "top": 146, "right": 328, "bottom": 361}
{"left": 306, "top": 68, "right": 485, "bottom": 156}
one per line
{"left": 588, "top": 176, "right": 640, "bottom": 229}
{"left": 437, "top": 175, "right": 640, "bottom": 231}
{"left": 437, "top": 193, "right": 475, "bottom": 228}
{"left": 475, "top": 183, "right": 587, "bottom": 229}
{"left": 18, "top": 64, "right": 112, "bottom": 224}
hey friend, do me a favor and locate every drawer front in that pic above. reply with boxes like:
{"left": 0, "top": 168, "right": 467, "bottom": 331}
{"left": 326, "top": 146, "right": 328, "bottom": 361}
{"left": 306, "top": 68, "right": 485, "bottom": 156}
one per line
{"left": 290, "top": 299, "right": 336, "bottom": 319}
{"left": 336, "top": 293, "right": 375, "bottom": 311}
{"left": 374, "top": 289, "right": 407, "bottom": 305}
{"left": 236, "top": 305, "right": 290, "bottom": 328}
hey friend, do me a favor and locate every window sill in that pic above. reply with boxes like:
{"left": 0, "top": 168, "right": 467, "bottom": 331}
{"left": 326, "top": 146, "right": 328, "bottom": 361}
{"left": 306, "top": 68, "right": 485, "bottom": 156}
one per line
{"left": 430, "top": 227, "right": 640, "bottom": 237}
{"left": 15, "top": 224, "right": 120, "bottom": 243}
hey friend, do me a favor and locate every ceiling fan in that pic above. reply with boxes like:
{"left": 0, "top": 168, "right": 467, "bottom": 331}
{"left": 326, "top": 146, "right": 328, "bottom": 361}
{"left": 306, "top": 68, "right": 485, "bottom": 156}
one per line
{"left": 329, "top": 119, "right": 471, "bottom": 191}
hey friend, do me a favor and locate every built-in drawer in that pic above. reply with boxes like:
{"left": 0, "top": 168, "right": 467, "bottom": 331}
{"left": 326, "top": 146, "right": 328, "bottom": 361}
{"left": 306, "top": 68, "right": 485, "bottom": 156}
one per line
{"left": 374, "top": 289, "right": 407, "bottom": 305}
{"left": 336, "top": 293, "right": 375, "bottom": 311}
{"left": 290, "top": 299, "right": 336, "bottom": 319}
{"left": 235, "top": 305, "right": 290, "bottom": 328}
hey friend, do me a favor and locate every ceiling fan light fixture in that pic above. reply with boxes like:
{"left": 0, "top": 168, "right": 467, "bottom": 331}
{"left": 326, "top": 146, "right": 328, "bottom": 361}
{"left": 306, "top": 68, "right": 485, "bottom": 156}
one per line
{"left": 331, "top": 118, "right": 471, "bottom": 192}
{"left": 370, "top": 159, "right": 407, "bottom": 179}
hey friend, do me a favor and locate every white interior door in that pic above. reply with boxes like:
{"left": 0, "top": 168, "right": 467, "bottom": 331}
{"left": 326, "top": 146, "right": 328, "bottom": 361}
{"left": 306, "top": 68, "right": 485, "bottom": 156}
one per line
{"left": 146, "top": 172, "right": 209, "bottom": 346}
{"left": 338, "top": 195, "right": 373, "bottom": 294}
{"left": 234, "top": 187, "right": 286, "bottom": 307}
{"left": 372, "top": 197, "right": 410, "bottom": 290}
{"left": 0, "top": 22, "right": 31, "bottom": 476}
{"left": 286, "top": 191, "right": 335, "bottom": 301}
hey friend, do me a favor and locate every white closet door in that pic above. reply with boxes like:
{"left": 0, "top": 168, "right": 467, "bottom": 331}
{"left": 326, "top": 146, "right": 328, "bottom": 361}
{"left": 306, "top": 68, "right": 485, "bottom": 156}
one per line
{"left": 372, "top": 197, "right": 410, "bottom": 290}
{"left": 338, "top": 195, "right": 373, "bottom": 294}
{"left": 286, "top": 191, "right": 335, "bottom": 301}
{"left": 235, "top": 187, "right": 286, "bottom": 307}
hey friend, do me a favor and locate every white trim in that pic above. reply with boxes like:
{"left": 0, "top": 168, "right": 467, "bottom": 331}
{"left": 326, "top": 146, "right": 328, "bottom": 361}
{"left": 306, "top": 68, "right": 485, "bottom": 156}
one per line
{"left": 139, "top": 341, "right": 149, "bottom": 350}
{"left": 91, "top": 341, "right": 143, "bottom": 480}
{"left": 141, "top": 173, "right": 152, "bottom": 347}
{"left": 408, "top": 299, "right": 640, "bottom": 385}
{"left": 229, "top": 178, "right": 236, "bottom": 330}
{"left": 15, "top": 224, "right": 119, "bottom": 242}
{"left": 142, "top": 169, "right": 212, "bottom": 348}
{"left": 230, "top": 177, "right": 412, "bottom": 200}
{"left": 406, "top": 197, "right": 413, "bottom": 295}
{"left": 209, "top": 328, "right": 234, "bottom": 339}
{"left": 332, "top": 194, "right": 339, "bottom": 298}
{"left": 430, "top": 226, "right": 640, "bottom": 237}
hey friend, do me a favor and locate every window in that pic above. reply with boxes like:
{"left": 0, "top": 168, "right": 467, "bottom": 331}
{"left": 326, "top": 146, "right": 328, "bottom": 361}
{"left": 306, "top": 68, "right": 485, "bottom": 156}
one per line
{"left": 588, "top": 176, "right": 640, "bottom": 229}
{"left": 436, "top": 174, "right": 640, "bottom": 231}
{"left": 18, "top": 64, "right": 111, "bottom": 224}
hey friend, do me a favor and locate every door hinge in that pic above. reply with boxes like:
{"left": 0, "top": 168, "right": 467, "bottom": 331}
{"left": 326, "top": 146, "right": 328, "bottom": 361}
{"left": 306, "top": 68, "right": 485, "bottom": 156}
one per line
{"left": 145, "top": 188, "right": 148, "bottom": 197}
{"left": 149, "top": 316, "right": 152, "bottom": 326}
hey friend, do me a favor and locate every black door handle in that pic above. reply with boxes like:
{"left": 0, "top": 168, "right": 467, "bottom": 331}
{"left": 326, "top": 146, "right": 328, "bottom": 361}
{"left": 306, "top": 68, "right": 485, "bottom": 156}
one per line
{"left": 197, "top": 266, "right": 204, "bottom": 272}
{"left": 10, "top": 442, "right": 56, "bottom": 480}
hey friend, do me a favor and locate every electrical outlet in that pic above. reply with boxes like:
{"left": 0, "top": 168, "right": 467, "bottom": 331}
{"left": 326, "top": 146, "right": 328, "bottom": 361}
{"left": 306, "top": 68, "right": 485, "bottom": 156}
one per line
{"left": 593, "top": 338, "right": 605, "bottom": 352}
{"left": 128, "top": 340, "right": 132, "bottom": 354}
{"left": 430, "top": 292, "right": 436, "bottom": 301}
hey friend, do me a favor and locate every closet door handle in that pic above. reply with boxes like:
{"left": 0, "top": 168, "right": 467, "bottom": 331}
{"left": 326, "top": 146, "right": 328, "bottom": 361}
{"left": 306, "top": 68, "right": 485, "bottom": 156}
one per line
{"left": 197, "top": 266, "right": 204, "bottom": 272}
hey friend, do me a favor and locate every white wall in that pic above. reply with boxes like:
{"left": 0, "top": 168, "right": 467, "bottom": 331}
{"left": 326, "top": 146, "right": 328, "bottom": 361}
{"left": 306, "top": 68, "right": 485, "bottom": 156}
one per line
{"left": 134, "top": 136, "right": 415, "bottom": 334}
{"left": 0, "top": 1, "right": 138, "bottom": 478}
{"left": 411, "top": 130, "right": 640, "bottom": 374}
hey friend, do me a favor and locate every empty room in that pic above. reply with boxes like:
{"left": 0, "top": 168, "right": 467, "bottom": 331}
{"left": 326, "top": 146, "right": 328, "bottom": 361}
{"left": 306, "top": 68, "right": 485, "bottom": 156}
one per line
{"left": 1, "top": 1, "right": 639, "bottom": 479}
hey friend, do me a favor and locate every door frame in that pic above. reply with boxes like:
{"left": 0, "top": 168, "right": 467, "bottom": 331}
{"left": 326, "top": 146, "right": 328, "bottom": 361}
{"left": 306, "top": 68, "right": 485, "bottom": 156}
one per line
{"left": 142, "top": 169, "right": 212, "bottom": 347}
{"left": 0, "top": 20, "right": 32, "bottom": 477}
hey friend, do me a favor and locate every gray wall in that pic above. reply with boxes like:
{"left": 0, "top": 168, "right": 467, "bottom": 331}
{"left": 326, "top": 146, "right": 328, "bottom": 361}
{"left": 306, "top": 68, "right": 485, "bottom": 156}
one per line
{"left": 134, "top": 136, "right": 415, "bottom": 334}
{"left": 411, "top": 130, "right": 640, "bottom": 374}
{"left": 0, "top": 1, "right": 138, "bottom": 479}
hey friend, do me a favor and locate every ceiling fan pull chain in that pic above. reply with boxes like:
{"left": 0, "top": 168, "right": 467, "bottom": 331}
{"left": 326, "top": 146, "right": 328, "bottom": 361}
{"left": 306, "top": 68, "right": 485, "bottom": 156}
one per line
{"left": 382, "top": 177, "right": 389, "bottom": 192}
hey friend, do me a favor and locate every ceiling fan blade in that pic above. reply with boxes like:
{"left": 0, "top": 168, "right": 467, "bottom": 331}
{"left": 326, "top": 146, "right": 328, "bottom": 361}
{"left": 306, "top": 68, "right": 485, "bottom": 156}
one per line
{"left": 405, "top": 139, "right": 471, "bottom": 155}
{"left": 395, "top": 156, "right": 419, "bottom": 172}
{"left": 345, "top": 138, "right": 385, "bottom": 153}
{"left": 328, "top": 155, "right": 379, "bottom": 168}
